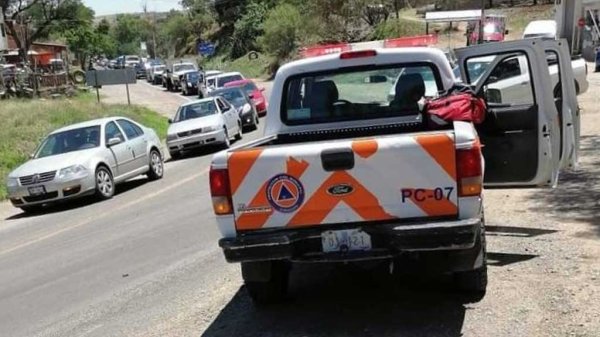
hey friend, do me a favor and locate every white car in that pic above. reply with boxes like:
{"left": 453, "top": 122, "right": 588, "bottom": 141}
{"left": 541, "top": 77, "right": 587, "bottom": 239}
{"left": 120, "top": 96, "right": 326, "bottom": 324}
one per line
{"left": 210, "top": 72, "right": 245, "bottom": 90}
{"left": 523, "top": 20, "right": 557, "bottom": 39}
{"left": 166, "top": 97, "right": 243, "bottom": 159}
{"left": 6, "top": 118, "right": 164, "bottom": 213}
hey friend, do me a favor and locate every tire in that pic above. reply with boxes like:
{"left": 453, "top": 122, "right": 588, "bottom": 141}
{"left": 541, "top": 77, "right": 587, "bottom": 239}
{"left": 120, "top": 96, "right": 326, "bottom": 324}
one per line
{"left": 223, "top": 128, "right": 231, "bottom": 149}
{"left": 147, "top": 149, "right": 164, "bottom": 180}
{"left": 169, "top": 150, "right": 181, "bottom": 160}
{"left": 235, "top": 123, "right": 243, "bottom": 141}
{"left": 595, "top": 66, "right": 600, "bottom": 73}
{"left": 453, "top": 222, "right": 487, "bottom": 301}
{"left": 242, "top": 261, "right": 289, "bottom": 306}
{"left": 95, "top": 166, "right": 114, "bottom": 200}
{"left": 20, "top": 205, "right": 44, "bottom": 214}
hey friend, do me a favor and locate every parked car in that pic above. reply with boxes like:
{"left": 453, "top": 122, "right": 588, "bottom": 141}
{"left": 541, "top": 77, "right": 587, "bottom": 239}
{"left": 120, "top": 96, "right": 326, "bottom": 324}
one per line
{"left": 150, "top": 65, "right": 166, "bottom": 85}
{"left": 166, "top": 98, "right": 242, "bottom": 159}
{"left": 164, "top": 62, "right": 197, "bottom": 92}
{"left": 523, "top": 20, "right": 557, "bottom": 39}
{"left": 124, "top": 55, "right": 141, "bottom": 68}
{"left": 224, "top": 79, "right": 268, "bottom": 116}
{"left": 209, "top": 87, "right": 259, "bottom": 130}
{"left": 145, "top": 59, "right": 163, "bottom": 82}
{"left": 181, "top": 70, "right": 201, "bottom": 96}
{"left": 198, "top": 70, "right": 222, "bottom": 98}
{"left": 211, "top": 72, "right": 245, "bottom": 90}
{"left": 134, "top": 62, "right": 146, "bottom": 79}
{"left": 6, "top": 117, "right": 164, "bottom": 213}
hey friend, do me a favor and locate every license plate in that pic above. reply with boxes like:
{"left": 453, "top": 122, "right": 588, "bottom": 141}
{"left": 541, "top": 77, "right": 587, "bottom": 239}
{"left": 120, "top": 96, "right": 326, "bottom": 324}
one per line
{"left": 28, "top": 185, "right": 46, "bottom": 196}
{"left": 321, "top": 229, "right": 372, "bottom": 253}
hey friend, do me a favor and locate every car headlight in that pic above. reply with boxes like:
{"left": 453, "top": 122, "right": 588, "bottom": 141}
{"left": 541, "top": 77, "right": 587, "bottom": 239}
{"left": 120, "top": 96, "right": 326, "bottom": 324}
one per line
{"left": 242, "top": 103, "right": 252, "bottom": 114}
{"left": 203, "top": 126, "right": 217, "bottom": 133}
{"left": 6, "top": 177, "right": 18, "bottom": 188}
{"left": 167, "top": 134, "right": 178, "bottom": 141}
{"left": 58, "top": 165, "right": 88, "bottom": 180}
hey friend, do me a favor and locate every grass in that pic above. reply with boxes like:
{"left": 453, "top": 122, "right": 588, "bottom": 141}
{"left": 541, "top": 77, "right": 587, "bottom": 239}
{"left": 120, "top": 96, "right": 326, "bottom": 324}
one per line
{"left": 201, "top": 52, "right": 272, "bottom": 79}
{"left": 0, "top": 93, "right": 168, "bottom": 200}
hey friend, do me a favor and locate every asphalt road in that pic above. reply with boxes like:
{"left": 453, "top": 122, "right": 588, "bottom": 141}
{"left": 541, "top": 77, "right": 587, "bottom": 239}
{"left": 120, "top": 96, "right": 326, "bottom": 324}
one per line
{"left": 1, "top": 72, "right": 600, "bottom": 337}
{"left": 0, "top": 81, "right": 267, "bottom": 337}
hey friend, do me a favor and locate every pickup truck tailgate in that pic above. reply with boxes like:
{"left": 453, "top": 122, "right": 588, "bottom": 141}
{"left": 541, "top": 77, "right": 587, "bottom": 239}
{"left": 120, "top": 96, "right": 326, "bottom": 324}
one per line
{"left": 228, "top": 132, "right": 458, "bottom": 231}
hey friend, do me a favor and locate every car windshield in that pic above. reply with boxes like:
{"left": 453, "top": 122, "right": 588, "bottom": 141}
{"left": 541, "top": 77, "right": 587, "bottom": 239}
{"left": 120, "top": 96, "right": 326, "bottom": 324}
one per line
{"left": 186, "top": 72, "right": 200, "bottom": 81}
{"left": 175, "top": 101, "right": 218, "bottom": 122}
{"left": 174, "top": 64, "right": 196, "bottom": 72}
{"left": 283, "top": 64, "right": 440, "bottom": 125}
{"left": 217, "top": 75, "right": 243, "bottom": 87}
{"left": 483, "top": 23, "right": 502, "bottom": 34}
{"left": 243, "top": 82, "right": 258, "bottom": 95}
{"left": 35, "top": 126, "right": 101, "bottom": 158}
{"left": 212, "top": 89, "right": 245, "bottom": 107}
{"left": 154, "top": 65, "right": 165, "bottom": 72}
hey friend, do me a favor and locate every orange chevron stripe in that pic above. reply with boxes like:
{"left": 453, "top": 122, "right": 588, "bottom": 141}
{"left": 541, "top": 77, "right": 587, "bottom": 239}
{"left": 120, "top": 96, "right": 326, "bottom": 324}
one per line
{"left": 228, "top": 149, "right": 264, "bottom": 195}
{"left": 415, "top": 134, "right": 456, "bottom": 180}
{"left": 236, "top": 157, "right": 309, "bottom": 230}
{"left": 287, "top": 171, "right": 394, "bottom": 228}
{"left": 352, "top": 139, "right": 378, "bottom": 159}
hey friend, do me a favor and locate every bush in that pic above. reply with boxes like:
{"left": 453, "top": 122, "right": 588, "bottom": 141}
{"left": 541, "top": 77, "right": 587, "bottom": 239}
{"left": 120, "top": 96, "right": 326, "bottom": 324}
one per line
{"left": 258, "top": 4, "right": 303, "bottom": 60}
{"left": 230, "top": 1, "right": 271, "bottom": 59}
{"left": 370, "top": 18, "right": 426, "bottom": 40}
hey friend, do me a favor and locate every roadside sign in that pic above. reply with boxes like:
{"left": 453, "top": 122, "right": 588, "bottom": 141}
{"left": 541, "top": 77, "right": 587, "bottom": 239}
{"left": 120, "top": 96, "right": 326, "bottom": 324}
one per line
{"left": 85, "top": 68, "right": 136, "bottom": 87}
{"left": 197, "top": 42, "right": 216, "bottom": 57}
{"left": 85, "top": 68, "right": 136, "bottom": 105}
{"left": 141, "top": 42, "right": 147, "bottom": 51}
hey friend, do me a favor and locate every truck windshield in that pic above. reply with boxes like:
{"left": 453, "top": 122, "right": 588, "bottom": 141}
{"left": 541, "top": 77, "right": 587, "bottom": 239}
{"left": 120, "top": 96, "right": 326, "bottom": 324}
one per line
{"left": 283, "top": 64, "right": 440, "bottom": 125}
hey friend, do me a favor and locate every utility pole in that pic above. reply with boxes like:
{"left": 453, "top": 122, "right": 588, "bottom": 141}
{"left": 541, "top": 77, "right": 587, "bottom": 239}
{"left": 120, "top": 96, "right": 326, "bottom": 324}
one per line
{"left": 479, "top": 0, "right": 485, "bottom": 44}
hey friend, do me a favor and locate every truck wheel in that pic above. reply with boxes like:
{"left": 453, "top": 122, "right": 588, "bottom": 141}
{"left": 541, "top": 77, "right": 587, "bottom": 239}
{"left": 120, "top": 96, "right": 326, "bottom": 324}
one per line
{"left": 453, "top": 221, "right": 487, "bottom": 301}
{"left": 242, "top": 261, "right": 290, "bottom": 305}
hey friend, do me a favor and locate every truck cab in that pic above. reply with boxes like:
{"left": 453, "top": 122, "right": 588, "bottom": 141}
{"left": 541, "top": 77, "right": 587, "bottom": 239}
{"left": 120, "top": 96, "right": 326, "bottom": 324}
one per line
{"left": 209, "top": 39, "right": 577, "bottom": 305}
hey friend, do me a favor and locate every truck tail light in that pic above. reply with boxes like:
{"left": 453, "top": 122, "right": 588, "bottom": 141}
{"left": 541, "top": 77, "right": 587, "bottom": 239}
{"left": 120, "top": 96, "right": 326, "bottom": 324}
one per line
{"left": 456, "top": 146, "right": 482, "bottom": 197}
{"left": 340, "top": 50, "right": 377, "bottom": 59}
{"left": 210, "top": 168, "right": 233, "bottom": 215}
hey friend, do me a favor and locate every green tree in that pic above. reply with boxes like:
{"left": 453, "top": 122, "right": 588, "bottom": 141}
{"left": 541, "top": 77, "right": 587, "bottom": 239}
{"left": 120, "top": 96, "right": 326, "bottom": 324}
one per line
{"left": 96, "top": 18, "right": 110, "bottom": 35}
{"left": 259, "top": 3, "right": 302, "bottom": 60}
{"left": 112, "top": 14, "right": 147, "bottom": 55}
{"left": 230, "top": 0, "right": 272, "bottom": 58}
{"left": 0, "top": 0, "right": 93, "bottom": 59}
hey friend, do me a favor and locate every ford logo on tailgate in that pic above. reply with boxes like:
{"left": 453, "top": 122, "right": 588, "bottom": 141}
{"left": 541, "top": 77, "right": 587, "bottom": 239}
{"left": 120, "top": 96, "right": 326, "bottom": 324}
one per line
{"left": 327, "top": 184, "right": 354, "bottom": 196}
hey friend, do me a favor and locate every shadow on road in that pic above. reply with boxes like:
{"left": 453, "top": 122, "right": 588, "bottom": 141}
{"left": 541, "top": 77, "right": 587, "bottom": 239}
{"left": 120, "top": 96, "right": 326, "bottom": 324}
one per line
{"left": 4, "top": 178, "right": 150, "bottom": 220}
{"left": 486, "top": 225, "right": 558, "bottom": 238}
{"left": 202, "top": 264, "right": 472, "bottom": 337}
{"left": 527, "top": 135, "right": 600, "bottom": 236}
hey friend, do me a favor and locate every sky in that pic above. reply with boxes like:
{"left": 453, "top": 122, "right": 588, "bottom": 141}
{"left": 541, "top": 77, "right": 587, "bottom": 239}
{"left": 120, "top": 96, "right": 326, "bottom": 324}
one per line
{"left": 83, "top": 0, "right": 182, "bottom": 16}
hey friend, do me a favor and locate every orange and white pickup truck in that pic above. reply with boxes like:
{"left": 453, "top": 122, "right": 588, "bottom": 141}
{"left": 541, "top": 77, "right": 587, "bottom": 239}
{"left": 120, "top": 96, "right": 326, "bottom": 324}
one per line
{"left": 209, "top": 39, "right": 579, "bottom": 304}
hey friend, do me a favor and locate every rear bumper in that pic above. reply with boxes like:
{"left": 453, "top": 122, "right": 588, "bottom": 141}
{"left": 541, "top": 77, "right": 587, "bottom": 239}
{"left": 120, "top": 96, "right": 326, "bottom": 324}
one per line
{"left": 219, "top": 218, "right": 481, "bottom": 266}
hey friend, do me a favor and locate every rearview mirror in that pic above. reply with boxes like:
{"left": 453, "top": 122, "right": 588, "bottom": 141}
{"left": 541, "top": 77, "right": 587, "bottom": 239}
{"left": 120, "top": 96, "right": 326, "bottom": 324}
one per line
{"left": 107, "top": 137, "right": 122, "bottom": 147}
{"left": 365, "top": 75, "right": 387, "bottom": 84}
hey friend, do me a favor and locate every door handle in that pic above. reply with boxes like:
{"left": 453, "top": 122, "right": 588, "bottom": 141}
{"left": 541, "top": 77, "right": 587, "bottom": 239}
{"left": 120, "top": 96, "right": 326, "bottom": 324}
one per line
{"left": 542, "top": 125, "right": 550, "bottom": 137}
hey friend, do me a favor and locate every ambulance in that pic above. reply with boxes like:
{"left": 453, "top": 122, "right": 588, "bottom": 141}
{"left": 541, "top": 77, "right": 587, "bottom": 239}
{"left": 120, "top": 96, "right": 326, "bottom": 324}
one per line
{"left": 209, "top": 39, "right": 579, "bottom": 304}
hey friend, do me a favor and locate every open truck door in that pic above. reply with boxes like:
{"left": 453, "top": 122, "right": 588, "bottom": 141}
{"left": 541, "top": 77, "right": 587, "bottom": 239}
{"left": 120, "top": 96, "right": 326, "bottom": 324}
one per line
{"left": 542, "top": 39, "right": 580, "bottom": 169}
{"left": 455, "top": 39, "right": 560, "bottom": 188}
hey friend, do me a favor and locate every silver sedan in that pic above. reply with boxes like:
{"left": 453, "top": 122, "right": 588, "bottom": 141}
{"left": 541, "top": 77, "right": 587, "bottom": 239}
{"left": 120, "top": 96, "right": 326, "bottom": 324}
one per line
{"left": 6, "top": 117, "right": 164, "bottom": 213}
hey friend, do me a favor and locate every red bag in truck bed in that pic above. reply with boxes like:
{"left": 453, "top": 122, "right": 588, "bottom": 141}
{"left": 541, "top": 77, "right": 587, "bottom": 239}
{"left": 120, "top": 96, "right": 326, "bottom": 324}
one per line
{"left": 425, "top": 92, "right": 486, "bottom": 125}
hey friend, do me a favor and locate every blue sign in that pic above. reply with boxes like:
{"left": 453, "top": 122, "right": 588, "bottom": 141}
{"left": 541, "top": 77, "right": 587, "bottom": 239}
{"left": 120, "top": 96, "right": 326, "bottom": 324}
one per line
{"left": 197, "top": 42, "right": 215, "bottom": 57}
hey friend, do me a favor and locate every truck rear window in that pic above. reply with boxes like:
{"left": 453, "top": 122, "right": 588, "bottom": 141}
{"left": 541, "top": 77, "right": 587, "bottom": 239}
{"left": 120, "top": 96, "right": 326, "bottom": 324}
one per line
{"left": 282, "top": 64, "right": 441, "bottom": 125}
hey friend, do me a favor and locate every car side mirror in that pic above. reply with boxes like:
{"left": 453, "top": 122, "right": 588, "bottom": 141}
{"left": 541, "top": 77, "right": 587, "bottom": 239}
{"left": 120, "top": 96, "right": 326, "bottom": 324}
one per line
{"left": 107, "top": 137, "right": 122, "bottom": 147}
{"left": 248, "top": 93, "right": 255, "bottom": 99}
{"left": 505, "top": 29, "right": 510, "bottom": 35}
{"left": 168, "top": 118, "right": 173, "bottom": 124}
{"left": 29, "top": 153, "right": 35, "bottom": 159}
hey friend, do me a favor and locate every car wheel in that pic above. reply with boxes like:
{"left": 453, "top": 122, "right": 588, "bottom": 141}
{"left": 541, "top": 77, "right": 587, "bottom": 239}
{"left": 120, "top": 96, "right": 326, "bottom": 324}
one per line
{"left": 235, "top": 123, "right": 243, "bottom": 141}
{"left": 95, "top": 166, "right": 114, "bottom": 200}
{"left": 169, "top": 150, "right": 181, "bottom": 160}
{"left": 242, "top": 261, "right": 289, "bottom": 306}
{"left": 147, "top": 149, "right": 164, "bottom": 180}
{"left": 223, "top": 128, "right": 231, "bottom": 148}
{"left": 20, "top": 205, "right": 44, "bottom": 214}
